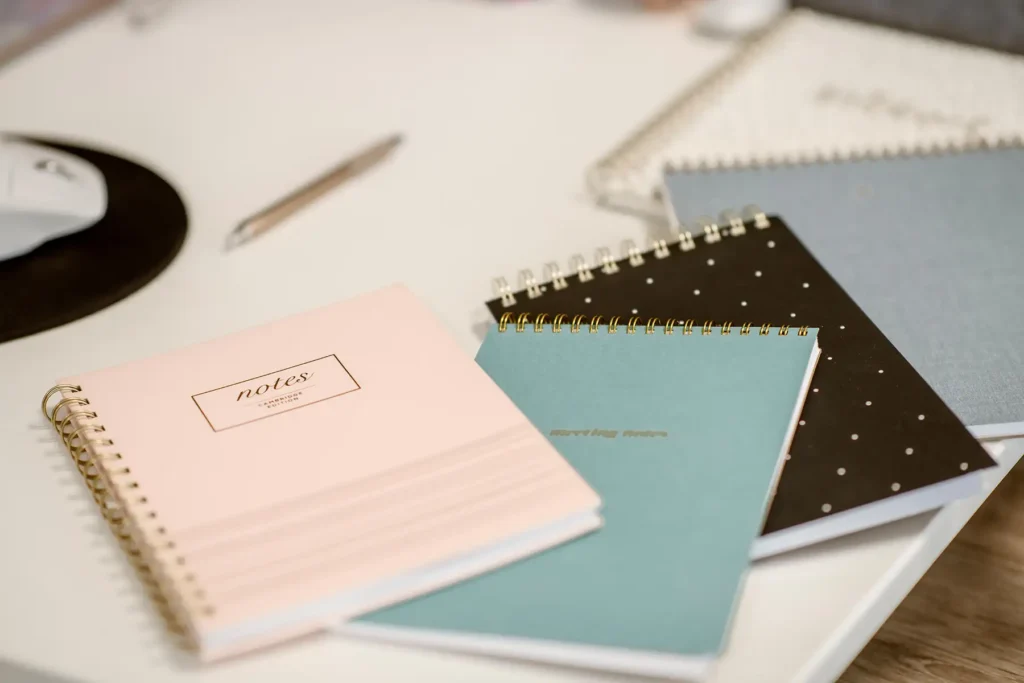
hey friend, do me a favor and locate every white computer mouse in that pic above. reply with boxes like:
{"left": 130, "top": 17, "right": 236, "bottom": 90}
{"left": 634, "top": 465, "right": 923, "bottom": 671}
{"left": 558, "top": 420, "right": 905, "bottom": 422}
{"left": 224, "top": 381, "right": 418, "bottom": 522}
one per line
{"left": 0, "top": 137, "right": 107, "bottom": 262}
{"left": 695, "top": 0, "right": 789, "bottom": 37}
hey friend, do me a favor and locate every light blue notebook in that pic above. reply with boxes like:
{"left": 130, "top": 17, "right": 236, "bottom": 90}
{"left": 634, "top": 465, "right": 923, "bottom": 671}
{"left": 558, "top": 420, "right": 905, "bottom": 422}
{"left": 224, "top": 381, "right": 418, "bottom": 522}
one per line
{"left": 341, "top": 318, "right": 819, "bottom": 680}
{"left": 662, "top": 145, "right": 1024, "bottom": 438}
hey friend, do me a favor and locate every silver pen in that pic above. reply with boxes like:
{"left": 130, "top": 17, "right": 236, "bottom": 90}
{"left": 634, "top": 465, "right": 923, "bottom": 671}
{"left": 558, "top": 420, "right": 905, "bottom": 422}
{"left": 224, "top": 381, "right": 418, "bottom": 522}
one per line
{"left": 225, "top": 133, "right": 403, "bottom": 251}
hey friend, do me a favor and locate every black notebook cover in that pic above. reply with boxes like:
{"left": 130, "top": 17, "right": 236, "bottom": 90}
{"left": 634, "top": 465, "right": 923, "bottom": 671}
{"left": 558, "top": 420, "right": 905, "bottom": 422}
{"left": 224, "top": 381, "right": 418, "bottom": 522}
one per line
{"left": 484, "top": 214, "right": 996, "bottom": 555}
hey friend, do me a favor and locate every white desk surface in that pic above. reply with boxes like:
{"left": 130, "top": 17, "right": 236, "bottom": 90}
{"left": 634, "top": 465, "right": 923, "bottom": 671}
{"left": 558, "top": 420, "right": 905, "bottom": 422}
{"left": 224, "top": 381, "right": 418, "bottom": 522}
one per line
{"left": 1, "top": 2, "right": 1019, "bottom": 682}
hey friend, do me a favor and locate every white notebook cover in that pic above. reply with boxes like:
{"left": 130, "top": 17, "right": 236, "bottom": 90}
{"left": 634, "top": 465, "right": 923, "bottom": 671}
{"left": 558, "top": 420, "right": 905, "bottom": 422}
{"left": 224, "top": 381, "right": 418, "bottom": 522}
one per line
{"left": 587, "top": 8, "right": 1024, "bottom": 215}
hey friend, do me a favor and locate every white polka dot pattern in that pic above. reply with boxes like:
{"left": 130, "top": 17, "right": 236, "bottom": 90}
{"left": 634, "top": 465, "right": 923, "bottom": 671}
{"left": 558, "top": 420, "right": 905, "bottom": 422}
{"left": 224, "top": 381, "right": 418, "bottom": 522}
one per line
{"left": 484, "top": 216, "right": 997, "bottom": 535}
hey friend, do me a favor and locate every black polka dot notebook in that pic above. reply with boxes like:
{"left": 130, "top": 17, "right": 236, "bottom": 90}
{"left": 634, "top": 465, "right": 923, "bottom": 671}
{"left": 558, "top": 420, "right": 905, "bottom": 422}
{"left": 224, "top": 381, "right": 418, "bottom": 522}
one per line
{"left": 484, "top": 209, "right": 996, "bottom": 557}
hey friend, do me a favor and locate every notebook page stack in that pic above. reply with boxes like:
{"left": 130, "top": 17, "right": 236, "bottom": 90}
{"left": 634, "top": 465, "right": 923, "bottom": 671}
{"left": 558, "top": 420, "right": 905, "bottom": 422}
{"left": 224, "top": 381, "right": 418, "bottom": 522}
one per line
{"left": 342, "top": 317, "right": 820, "bottom": 680}
{"left": 42, "top": 284, "right": 601, "bottom": 660}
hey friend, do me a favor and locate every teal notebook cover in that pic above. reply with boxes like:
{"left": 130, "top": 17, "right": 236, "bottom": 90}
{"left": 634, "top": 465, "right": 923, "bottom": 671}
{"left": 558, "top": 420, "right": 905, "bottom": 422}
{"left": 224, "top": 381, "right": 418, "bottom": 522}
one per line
{"left": 352, "top": 321, "right": 819, "bottom": 662}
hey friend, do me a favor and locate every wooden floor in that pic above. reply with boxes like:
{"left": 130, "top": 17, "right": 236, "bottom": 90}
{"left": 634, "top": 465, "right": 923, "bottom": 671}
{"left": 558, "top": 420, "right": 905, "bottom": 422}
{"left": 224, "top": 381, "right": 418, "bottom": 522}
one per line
{"left": 839, "top": 459, "right": 1024, "bottom": 683}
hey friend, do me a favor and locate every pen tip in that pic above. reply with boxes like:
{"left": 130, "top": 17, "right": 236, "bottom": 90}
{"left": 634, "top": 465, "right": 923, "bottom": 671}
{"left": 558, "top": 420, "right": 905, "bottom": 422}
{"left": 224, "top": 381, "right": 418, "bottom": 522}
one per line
{"left": 224, "top": 231, "right": 245, "bottom": 252}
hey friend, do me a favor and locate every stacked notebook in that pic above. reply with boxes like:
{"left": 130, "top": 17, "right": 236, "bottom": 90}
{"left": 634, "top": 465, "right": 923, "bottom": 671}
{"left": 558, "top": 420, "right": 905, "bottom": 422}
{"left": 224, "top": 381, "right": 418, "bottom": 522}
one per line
{"left": 41, "top": 207, "right": 1001, "bottom": 678}
{"left": 42, "top": 285, "right": 602, "bottom": 660}
{"left": 36, "top": 11, "right": 1017, "bottom": 677}
{"left": 587, "top": 8, "right": 1024, "bottom": 216}
{"left": 660, "top": 143, "right": 1024, "bottom": 439}
{"left": 483, "top": 210, "right": 997, "bottom": 557}
{"left": 344, "top": 315, "right": 820, "bottom": 678}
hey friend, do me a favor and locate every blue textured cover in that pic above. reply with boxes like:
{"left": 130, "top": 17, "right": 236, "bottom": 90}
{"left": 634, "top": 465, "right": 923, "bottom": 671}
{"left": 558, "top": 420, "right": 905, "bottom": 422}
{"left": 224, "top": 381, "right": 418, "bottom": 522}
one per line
{"left": 355, "top": 324, "right": 818, "bottom": 656}
{"left": 662, "top": 147, "right": 1024, "bottom": 432}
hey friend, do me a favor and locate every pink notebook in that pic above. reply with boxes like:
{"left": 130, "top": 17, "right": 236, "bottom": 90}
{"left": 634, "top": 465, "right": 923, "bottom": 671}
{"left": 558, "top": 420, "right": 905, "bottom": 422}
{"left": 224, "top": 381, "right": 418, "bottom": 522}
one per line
{"left": 42, "top": 285, "right": 601, "bottom": 660}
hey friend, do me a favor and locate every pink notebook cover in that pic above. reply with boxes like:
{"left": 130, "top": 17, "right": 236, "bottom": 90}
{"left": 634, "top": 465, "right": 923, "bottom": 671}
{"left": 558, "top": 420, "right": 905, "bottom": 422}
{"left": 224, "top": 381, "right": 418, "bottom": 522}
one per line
{"left": 52, "top": 284, "right": 600, "bottom": 658}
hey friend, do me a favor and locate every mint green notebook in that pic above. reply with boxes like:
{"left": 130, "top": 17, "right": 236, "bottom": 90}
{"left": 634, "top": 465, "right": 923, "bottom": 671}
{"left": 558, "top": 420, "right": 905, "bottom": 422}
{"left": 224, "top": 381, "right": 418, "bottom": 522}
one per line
{"left": 344, "top": 319, "right": 819, "bottom": 679}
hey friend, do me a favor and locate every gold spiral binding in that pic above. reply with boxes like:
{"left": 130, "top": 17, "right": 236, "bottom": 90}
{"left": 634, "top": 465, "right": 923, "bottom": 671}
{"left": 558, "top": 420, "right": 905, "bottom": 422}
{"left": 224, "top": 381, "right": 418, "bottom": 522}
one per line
{"left": 41, "top": 384, "right": 213, "bottom": 650}
{"left": 493, "top": 314, "right": 803, "bottom": 339}
{"left": 71, "top": 437, "right": 114, "bottom": 474}
{"left": 66, "top": 422, "right": 105, "bottom": 447}
{"left": 59, "top": 410, "right": 96, "bottom": 443}
{"left": 42, "top": 384, "right": 81, "bottom": 417}
{"left": 49, "top": 396, "right": 89, "bottom": 429}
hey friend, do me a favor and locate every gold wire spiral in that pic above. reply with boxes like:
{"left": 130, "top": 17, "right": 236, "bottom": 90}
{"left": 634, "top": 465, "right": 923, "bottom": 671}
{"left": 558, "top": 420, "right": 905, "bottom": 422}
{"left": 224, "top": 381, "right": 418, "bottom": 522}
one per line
{"left": 492, "top": 314, "right": 807, "bottom": 339}
{"left": 49, "top": 397, "right": 89, "bottom": 429}
{"left": 70, "top": 435, "right": 114, "bottom": 468}
{"left": 66, "top": 424, "right": 107, "bottom": 459}
{"left": 59, "top": 411, "right": 96, "bottom": 443}
{"left": 41, "top": 384, "right": 210, "bottom": 646}
{"left": 42, "top": 384, "right": 81, "bottom": 419}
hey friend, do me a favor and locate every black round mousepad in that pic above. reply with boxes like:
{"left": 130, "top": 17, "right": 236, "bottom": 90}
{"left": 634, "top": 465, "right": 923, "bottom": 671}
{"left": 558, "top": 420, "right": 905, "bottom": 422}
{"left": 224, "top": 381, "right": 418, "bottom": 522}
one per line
{"left": 0, "top": 138, "right": 188, "bottom": 344}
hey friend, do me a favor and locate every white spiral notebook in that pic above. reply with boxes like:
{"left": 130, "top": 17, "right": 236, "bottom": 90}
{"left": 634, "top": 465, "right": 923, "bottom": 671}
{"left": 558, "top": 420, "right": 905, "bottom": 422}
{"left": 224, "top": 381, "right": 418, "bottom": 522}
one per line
{"left": 586, "top": 8, "right": 1024, "bottom": 216}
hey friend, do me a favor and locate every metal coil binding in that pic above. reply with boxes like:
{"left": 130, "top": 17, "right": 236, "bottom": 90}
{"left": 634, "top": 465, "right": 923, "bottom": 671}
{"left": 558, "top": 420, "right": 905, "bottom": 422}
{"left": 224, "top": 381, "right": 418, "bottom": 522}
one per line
{"left": 662, "top": 134, "right": 1024, "bottom": 176}
{"left": 497, "top": 313, "right": 808, "bottom": 337}
{"left": 586, "top": 8, "right": 798, "bottom": 199}
{"left": 490, "top": 207, "right": 769, "bottom": 308}
{"left": 42, "top": 384, "right": 213, "bottom": 648}
{"left": 586, "top": 6, "right": 1024, "bottom": 203}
